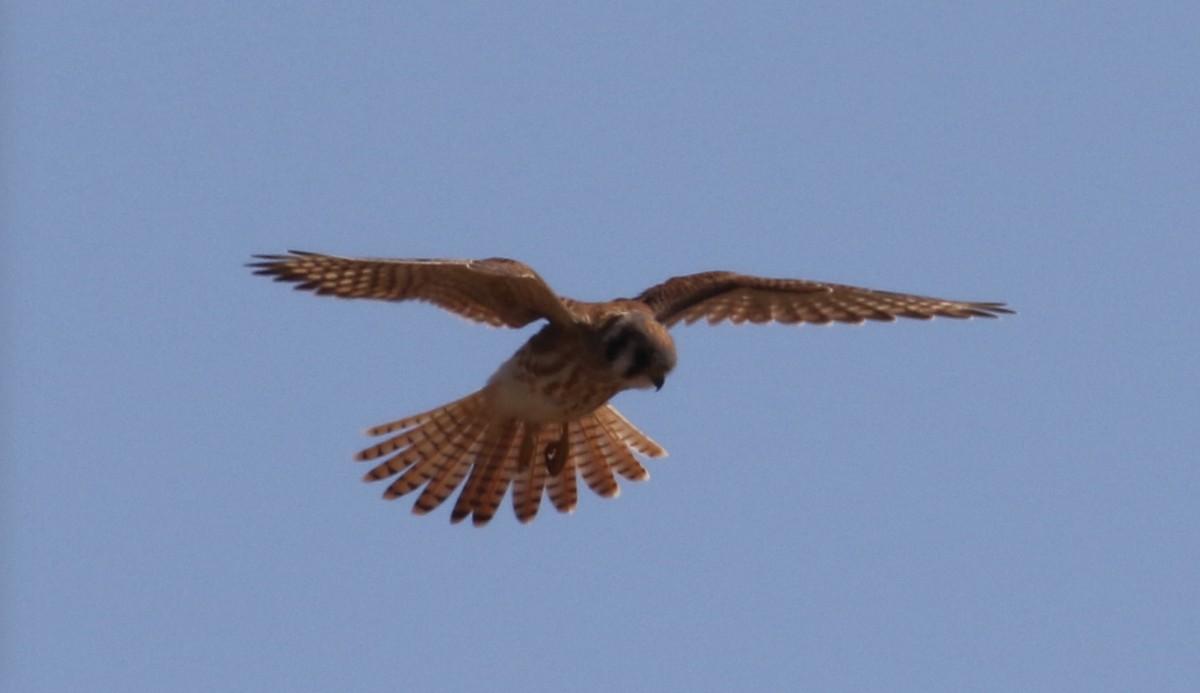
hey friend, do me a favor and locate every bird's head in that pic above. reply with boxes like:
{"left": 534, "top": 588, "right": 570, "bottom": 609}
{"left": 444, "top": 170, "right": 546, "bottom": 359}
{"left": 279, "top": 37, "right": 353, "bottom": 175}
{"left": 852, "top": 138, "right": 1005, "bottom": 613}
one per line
{"left": 599, "top": 311, "right": 676, "bottom": 391}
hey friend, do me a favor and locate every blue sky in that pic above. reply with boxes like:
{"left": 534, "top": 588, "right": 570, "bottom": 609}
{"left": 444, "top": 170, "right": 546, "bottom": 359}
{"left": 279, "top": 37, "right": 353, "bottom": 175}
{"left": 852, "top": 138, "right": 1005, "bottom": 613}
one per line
{"left": 3, "top": 3, "right": 1198, "bottom": 691}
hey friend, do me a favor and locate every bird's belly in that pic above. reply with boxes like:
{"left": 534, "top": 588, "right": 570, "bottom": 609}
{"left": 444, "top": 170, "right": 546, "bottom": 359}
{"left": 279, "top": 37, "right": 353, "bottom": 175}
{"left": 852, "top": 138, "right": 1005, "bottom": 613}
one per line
{"left": 484, "top": 355, "right": 616, "bottom": 423}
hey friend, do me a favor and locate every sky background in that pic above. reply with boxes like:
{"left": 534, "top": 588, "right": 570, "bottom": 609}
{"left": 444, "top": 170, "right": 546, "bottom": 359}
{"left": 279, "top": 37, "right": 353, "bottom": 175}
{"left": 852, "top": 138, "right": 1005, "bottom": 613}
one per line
{"left": 3, "top": 3, "right": 1198, "bottom": 691}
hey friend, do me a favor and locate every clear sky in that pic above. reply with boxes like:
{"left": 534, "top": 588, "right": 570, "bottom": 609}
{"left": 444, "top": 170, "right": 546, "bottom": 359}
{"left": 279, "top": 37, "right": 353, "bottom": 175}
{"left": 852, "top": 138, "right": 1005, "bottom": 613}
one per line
{"left": 3, "top": 3, "right": 1198, "bottom": 691}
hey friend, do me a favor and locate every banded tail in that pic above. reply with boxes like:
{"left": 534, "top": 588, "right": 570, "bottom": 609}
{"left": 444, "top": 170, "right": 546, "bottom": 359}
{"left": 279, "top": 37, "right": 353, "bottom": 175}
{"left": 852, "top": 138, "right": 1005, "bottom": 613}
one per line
{"left": 355, "top": 391, "right": 666, "bottom": 526}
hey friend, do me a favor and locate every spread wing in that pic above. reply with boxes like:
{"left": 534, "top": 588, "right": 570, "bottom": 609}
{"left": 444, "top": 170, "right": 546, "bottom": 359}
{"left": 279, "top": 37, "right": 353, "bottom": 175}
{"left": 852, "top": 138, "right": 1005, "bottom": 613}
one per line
{"left": 248, "top": 250, "right": 577, "bottom": 327}
{"left": 636, "top": 271, "right": 1013, "bottom": 327}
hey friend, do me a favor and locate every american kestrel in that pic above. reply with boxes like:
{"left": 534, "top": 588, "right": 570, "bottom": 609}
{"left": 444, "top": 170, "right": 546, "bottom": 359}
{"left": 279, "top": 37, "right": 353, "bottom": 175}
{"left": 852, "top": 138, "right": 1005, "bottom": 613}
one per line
{"left": 249, "top": 250, "right": 1011, "bottom": 526}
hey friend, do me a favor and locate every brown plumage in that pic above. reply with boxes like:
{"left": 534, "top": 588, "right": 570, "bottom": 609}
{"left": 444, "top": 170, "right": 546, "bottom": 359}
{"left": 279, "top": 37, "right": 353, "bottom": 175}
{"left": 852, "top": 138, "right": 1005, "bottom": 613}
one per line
{"left": 249, "top": 250, "right": 1011, "bottom": 526}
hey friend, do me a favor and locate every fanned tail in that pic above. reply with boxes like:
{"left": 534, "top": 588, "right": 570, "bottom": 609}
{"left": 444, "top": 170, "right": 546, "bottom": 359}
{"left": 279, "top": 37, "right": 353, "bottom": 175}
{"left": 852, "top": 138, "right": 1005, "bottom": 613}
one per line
{"left": 355, "top": 395, "right": 667, "bottom": 526}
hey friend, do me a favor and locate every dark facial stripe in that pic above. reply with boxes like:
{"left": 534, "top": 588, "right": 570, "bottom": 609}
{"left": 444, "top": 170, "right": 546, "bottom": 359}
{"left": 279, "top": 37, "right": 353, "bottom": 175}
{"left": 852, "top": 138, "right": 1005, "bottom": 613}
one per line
{"left": 604, "top": 327, "right": 637, "bottom": 362}
{"left": 625, "top": 347, "right": 652, "bottom": 378}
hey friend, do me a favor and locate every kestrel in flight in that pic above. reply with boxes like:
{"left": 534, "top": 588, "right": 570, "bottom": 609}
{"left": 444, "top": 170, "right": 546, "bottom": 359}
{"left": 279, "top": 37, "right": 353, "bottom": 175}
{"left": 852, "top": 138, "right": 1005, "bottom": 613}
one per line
{"left": 249, "top": 250, "right": 1011, "bottom": 526}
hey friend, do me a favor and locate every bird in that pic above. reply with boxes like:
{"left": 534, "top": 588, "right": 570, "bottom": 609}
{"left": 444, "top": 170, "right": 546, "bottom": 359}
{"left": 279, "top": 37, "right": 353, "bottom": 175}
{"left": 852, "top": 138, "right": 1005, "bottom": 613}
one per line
{"left": 249, "top": 250, "right": 1011, "bottom": 526}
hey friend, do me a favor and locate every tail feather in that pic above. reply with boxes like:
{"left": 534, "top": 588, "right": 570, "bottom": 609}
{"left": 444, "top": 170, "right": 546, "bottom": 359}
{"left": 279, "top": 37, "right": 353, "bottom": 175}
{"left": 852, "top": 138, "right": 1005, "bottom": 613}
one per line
{"left": 576, "top": 419, "right": 620, "bottom": 498}
{"left": 451, "top": 422, "right": 520, "bottom": 526}
{"left": 362, "top": 392, "right": 479, "bottom": 436}
{"left": 356, "top": 392, "right": 667, "bottom": 526}
{"left": 384, "top": 417, "right": 485, "bottom": 499}
{"left": 356, "top": 393, "right": 478, "bottom": 472}
{"left": 412, "top": 422, "right": 485, "bottom": 515}
{"left": 512, "top": 425, "right": 552, "bottom": 523}
{"left": 545, "top": 453, "right": 578, "bottom": 514}
{"left": 592, "top": 411, "right": 649, "bottom": 482}
{"left": 598, "top": 406, "right": 667, "bottom": 459}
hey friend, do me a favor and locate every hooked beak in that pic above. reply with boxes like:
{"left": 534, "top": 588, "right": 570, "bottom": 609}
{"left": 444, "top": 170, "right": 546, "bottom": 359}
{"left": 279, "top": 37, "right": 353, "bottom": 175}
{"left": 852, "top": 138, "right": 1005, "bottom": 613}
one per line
{"left": 651, "top": 374, "right": 665, "bottom": 391}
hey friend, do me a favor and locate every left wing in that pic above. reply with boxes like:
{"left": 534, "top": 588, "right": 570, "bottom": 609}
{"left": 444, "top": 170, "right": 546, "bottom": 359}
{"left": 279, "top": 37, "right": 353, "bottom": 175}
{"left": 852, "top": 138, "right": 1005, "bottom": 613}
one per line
{"left": 248, "top": 250, "right": 578, "bottom": 327}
